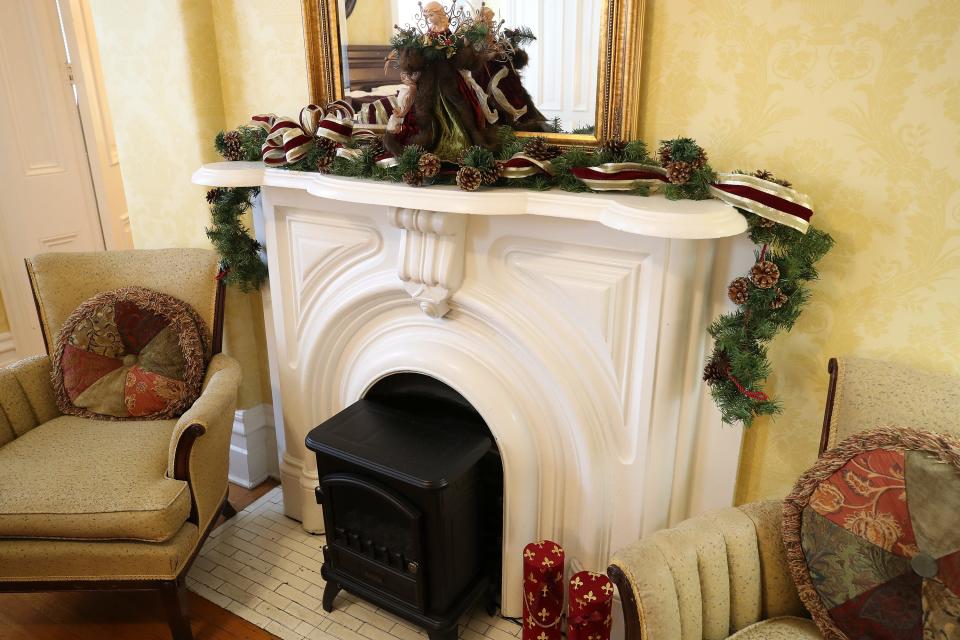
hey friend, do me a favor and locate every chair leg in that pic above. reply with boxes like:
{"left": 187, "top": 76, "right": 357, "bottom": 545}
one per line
{"left": 222, "top": 500, "right": 238, "bottom": 519}
{"left": 160, "top": 581, "right": 194, "bottom": 640}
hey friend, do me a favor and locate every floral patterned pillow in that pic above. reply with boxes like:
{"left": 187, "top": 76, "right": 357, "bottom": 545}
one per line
{"left": 783, "top": 427, "right": 960, "bottom": 639}
{"left": 52, "top": 287, "right": 209, "bottom": 420}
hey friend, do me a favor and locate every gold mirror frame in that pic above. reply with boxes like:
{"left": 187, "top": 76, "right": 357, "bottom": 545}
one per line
{"left": 302, "top": 0, "right": 645, "bottom": 147}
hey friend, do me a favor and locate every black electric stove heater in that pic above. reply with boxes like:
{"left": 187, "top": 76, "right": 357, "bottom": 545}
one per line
{"left": 306, "top": 380, "right": 496, "bottom": 640}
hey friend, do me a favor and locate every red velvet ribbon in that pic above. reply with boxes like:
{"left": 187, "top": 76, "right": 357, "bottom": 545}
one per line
{"left": 711, "top": 183, "right": 812, "bottom": 221}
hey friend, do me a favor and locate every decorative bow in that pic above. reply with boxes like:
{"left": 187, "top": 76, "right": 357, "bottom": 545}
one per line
{"left": 252, "top": 104, "right": 355, "bottom": 167}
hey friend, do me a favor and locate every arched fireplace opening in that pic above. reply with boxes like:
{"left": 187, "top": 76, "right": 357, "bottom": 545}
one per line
{"left": 307, "top": 372, "right": 504, "bottom": 640}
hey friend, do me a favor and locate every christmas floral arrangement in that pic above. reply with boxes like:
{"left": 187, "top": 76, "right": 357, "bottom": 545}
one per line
{"left": 204, "top": 1, "right": 835, "bottom": 428}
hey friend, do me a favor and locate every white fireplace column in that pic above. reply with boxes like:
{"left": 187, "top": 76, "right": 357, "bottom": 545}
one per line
{"left": 194, "top": 162, "right": 751, "bottom": 617}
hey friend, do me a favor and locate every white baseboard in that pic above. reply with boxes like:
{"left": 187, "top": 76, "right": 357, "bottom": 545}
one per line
{"left": 229, "top": 403, "right": 280, "bottom": 489}
{"left": 0, "top": 332, "right": 15, "bottom": 366}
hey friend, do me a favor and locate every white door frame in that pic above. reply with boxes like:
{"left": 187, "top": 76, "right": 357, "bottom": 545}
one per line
{"left": 60, "top": 0, "right": 132, "bottom": 251}
{"left": 0, "top": 0, "right": 129, "bottom": 363}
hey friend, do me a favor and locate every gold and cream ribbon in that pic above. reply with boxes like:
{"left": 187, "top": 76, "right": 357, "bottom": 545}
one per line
{"left": 709, "top": 173, "right": 813, "bottom": 233}
{"left": 570, "top": 163, "right": 668, "bottom": 191}
{"left": 501, "top": 153, "right": 555, "bottom": 179}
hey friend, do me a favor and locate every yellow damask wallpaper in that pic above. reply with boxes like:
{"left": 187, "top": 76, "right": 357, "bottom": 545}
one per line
{"left": 634, "top": 0, "right": 960, "bottom": 502}
{"left": 89, "top": 0, "right": 959, "bottom": 500}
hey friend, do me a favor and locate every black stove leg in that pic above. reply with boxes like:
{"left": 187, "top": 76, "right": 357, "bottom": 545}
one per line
{"left": 322, "top": 579, "right": 342, "bottom": 612}
{"left": 428, "top": 627, "right": 458, "bottom": 640}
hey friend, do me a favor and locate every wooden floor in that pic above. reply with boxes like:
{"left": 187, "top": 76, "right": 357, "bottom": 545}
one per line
{"left": 0, "top": 480, "right": 282, "bottom": 640}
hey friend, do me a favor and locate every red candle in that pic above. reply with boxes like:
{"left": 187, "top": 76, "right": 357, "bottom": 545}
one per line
{"left": 567, "top": 570, "right": 614, "bottom": 640}
{"left": 522, "top": 540, "right": 565, "bottom": 640}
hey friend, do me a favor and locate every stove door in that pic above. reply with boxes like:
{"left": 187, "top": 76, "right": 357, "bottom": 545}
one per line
{"left": 320, "top": 473, "right": 425, "bottom": 609}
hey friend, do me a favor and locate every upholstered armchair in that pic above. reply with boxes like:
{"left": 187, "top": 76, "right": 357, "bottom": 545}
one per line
{"left": 608, "top": 357, "right": 960, "bottom": 639}
{"left": 0, "top": 249, "right": 241, "bottom": 640}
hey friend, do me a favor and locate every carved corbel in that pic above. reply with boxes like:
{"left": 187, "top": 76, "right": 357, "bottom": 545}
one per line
{"left": 387, "top": 208, "right": 467, "bottom": 318}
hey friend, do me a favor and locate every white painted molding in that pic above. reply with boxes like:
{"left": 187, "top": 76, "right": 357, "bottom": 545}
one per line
{"left": 0, "top": 332, "right": 15, "bottom": 365}
{"left": 388, "top": 208, "right": 467, "bottom": 318}
{"left": 192, "top": 162, "right": 748, "bottom": 240}
{"left": 229, "top": 404, "right": 280, "bottom": 489}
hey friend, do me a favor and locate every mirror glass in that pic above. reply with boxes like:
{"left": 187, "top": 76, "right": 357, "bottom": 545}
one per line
{"left": 340, "top": 0, "right": 601, "bottom": 134}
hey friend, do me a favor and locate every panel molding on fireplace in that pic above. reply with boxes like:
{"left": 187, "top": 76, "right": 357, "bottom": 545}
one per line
{"left": 498, "top": 237, "right": 657, "bottom": 461}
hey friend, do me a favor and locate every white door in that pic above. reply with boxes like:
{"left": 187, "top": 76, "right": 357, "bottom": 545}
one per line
{"left": 0, "top": 0, "right": 107, "bottom": 358}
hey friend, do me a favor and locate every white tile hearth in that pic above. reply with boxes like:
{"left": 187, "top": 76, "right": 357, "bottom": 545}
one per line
{"left": 188, "top": 487, "right": 518, "bottom": 640}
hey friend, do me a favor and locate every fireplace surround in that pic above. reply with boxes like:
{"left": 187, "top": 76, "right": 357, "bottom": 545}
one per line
{"left": 193, "top": 162, "right": 751, "bottom": 618}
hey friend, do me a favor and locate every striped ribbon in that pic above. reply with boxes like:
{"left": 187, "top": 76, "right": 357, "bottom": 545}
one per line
{"left": 570, "top": 163, "right": 668, "bottom": 191}
{"left": 501, "top": 153, "right": 555, "bottom": 179}
{"left": 709, "top": 173, "right": 812, "bottom": 233}
{"left": 374, "top": 152, "right": 398, "bottom": 168}
{"left": 571, "top": 165, "right": 813, "bottom": 233}
{"left": 253, "top": 103, "right": 355, "bottom": 167}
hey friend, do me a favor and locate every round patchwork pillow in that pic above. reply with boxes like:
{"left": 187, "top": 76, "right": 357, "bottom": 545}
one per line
{"left": 783, "top": 427, "right": 960, "bottom": 639}
{"left": 52, "top": 286, "right": 210, "bottom": 420}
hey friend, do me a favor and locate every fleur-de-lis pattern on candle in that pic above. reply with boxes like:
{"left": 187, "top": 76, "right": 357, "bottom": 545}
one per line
{"left": 522, "top": 540, "right": 564, "bottom": 640}
{"left": 567, "top": 570, "right": 614, "bottom": 640}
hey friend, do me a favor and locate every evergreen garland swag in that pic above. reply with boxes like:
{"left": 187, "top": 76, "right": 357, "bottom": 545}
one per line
{"left": 206, "top": 125, "right": 834, "bottom": 427}
{"left": 206, "top": 126, "right": 268, "bottom": 291}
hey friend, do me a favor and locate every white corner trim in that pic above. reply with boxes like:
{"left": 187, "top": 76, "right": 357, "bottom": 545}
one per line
{"left": 229, "top": 403, "right": 280, "bottom": 489}
{"left": 0, "top": 332, "right": 15, "bottom": 366}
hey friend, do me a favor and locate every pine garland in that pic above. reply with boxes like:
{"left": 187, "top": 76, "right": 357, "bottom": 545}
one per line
{"left": 206, "top": 126, "right": 268, "bottom": 291}
{"left": 703, "top": 170, "right": 835, "bottom": 426}
{"left": 205, "top": 125, "right": 834, "bottom": 426}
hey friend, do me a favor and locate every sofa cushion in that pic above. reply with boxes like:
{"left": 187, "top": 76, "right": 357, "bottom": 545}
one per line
{"left": 51, "top": 286, "right": 209, "bottom": 420}
{"left": 783, "top": 427, "right": 960, "bottom": 639}
{"left": 727, "top": 616, "right": 821, "bottom": 638}
{"left": 0, "top": 415, "right": 191, "bottom": 542}
{"left": 0, "top": 523, "right": 199, "bottom": 582}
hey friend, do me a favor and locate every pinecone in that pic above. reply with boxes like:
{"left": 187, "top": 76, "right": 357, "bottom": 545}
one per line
{"left": 365, "top": 137, "right": 386, "bottom": 159}
{"left": 703, "top": 353, "right": 730, "bottom": 384}
{"left": 403, "top": 170, "right": 425, "bottom": 187}
{"left": 601, "top": 138, "right": 627, "bottom": 160}
{"left": 750, "top": 260, "right": 780, "bottom": 289}
{"left": 524, "top": 137, "right": 562, "bottom": 161}
{"left": 690, "top": 148, "right": 708, "bottom": 170}
{"left": 753, "top": 169, "right": 792, "bottom": 188}
{"left": 666, "top": 161, "right": 693, "bottom": 184}
{"left": 480, "top": 163, "right": 502, "bottom": 186}
{"left": 456, "top": 166, "right": 483, "bottom": 192}
{"left": 418, "top": 153, "right": 441, "bottom": 178}
{"left": 755, "top": 216, "right": 777, "bottom": 229}
{"left": 771, "top": 288, "right": 788, "bottom": 310}
{"left": 316, "top": 139, "right": 338, "bottom": 173}
{"left": 206, "top": 187, "right": 227, "bottom": 204}
{"left": 657, "top": 141, "right": 672, "bottom": 165}
{"left": 728, "top": 277, "right": 751, "bottom": 304}
{"left": 221, "top": 130, "right": 244, "bottom": 161}
{"left": 316, "top": 150, "right": 335, "bottom": 173}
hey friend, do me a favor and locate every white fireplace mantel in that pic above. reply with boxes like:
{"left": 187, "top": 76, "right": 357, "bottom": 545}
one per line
{"left": 193, "top": 162, "right": 747, "bottom": 239}
{"left": 194, "top": 161, "right": 751, "bottom": 618}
